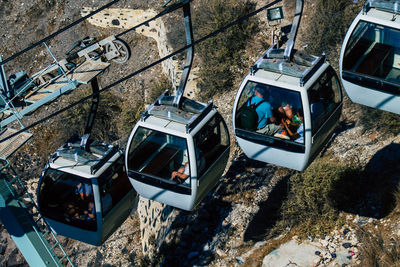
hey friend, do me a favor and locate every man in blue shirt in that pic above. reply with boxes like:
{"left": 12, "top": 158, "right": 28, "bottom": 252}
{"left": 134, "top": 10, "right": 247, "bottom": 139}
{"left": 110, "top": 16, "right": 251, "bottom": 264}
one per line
{"left": 247, "top": 84, "right": 280, "bottom": 135}
{"left": 75, "top": 180, "right": 93, "bottom": 201}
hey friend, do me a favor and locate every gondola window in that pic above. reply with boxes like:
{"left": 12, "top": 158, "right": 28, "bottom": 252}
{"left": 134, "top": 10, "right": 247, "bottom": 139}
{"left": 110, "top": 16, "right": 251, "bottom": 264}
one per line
{"left": 127, "top": 127, "right": 191, "bottom": 186}
{"left": 236, "top": 81, "right": 304, "bottom": 144}
{"left": 98, "top": 156, "right": 133, "bottom": 217}
{"left": 38, "top": 169, "right": 97, "bottom": 231}
{"left": 194, "top": 113, "right": 229, "bottom": 178}
{"left": 343, "top": 21, "right": 400, "bottom": 93}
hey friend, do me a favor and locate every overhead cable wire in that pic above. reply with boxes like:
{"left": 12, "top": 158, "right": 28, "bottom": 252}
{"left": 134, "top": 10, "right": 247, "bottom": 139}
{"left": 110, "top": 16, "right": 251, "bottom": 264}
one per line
{"left": 0, "top": 0, "right": 120, "bottom": 66}
{"left": 0, "top": 0, "right": 282, "bottom": 143}
{"left": 1, "top": 0, "right": 197, "bottom": 66}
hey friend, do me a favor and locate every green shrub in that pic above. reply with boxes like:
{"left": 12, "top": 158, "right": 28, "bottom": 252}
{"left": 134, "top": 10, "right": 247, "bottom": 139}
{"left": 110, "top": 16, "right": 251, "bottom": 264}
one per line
{"left": 302, "top": 0, "right": 362, "bottom": 65}
{"left": 273, "top": 158, "right": 359, "bottom": 238}
{"left": 194, "top": 0, "right": 258, "bottom": 100}
{"left": 57, "top": 87, "right": 122, "bottom": 143}
{"left": 120, "top": 99, "right": 144, "bottom": 134}
{"left": 359, "top": 106, "right": 400, "bottom": 136}
{"left": 148, "top": 74, "right": 173, "bottom": 104}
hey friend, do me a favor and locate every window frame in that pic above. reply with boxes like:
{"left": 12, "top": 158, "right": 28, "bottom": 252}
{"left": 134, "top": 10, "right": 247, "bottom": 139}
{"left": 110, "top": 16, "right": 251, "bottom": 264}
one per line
{"left": 235, "top": 80, "right": 306, "bottom": 151}
{"left": 193, "top": 113, "right": 230, "bottom": 180}
{"left": 342, "top": 20, "right": 400, "bottom": 95}
{"left": 97, "top": 155, "right": 133, "bottom": 217}
{"left": 127, "top": 126, "right": 192, "bottom": 194}
{"left": 38, "top": 168, "right": 97, "bottom": 231}
{"left": 308, "top": 66, "right": 342, "bottom": 135}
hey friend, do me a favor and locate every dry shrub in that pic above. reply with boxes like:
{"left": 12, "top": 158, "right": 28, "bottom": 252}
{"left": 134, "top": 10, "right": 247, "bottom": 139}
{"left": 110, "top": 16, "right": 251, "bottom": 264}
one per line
{"left": 56, "top": 87, "right": 122, "bottom": 143}
{"left": 118, "top": 74, "right": 171, "bottom": 135}
{"left": 359, "top": 106, "right": 400, "bottom": 136}
{"left": 17, "top": 124, "right": 63, "bottom": 172}
{"left": 394, "top": 187, "right": 400, "bottom": 214}
{"left": 302, "top": 0, "right": 362, "bottom": 66}
{"left": 358, "top": 228, "right": 400, "bottom": 266}
{"left": 273, "top": 158, "right": 359, "bottom": 239}
{"left": 148, "top": 74, "right": 173, "bottom": 104}
{"left": 194, "top": 0, "right": 258, "bottom": 100}
{"left": 119, "top": 98, "right": 144, "bottom": 135}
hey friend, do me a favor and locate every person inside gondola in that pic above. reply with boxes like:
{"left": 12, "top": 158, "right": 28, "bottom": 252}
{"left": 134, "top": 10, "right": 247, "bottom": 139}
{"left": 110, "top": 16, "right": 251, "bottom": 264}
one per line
{"left": 171, "top": 149, "right": 206, "bottom": 183}
{"left": 171, "top": 161, "right": 190, "bottom": 183}
{"left": 294, "top": 109, "right": 304, "bottom": 143}
{"left": 279, "top": 106, "right": 304, "bottom": 143}
{"left": 66, "top": 180, "right": 94, "bottom": 219}
{"left": 79, "top": 201, "right": 95, "bottom": 221}
{"left": 276, "top": 105, "right": 302, "bottom": 141}
{"left": 68, "top": 201, "right": 95, "bottom": 221}
{"left": 75, "top": 180, "right": 93, "bottom": 201}
{"left": 247, "top": 85, "right": 280, "bottom": 135}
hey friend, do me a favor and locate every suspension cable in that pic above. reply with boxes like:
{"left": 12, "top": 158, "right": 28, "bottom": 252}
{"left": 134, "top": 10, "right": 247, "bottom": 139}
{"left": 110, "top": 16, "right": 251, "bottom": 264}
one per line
{"left": 0, "top": 0, "right": 120, "bottom": 66}
{"left": 0, "top": 0, "right": 282, "bottom": 143}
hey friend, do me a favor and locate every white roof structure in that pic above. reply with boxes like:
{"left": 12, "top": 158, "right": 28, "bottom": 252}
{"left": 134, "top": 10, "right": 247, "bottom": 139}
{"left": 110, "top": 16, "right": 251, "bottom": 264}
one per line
{"left": 140, "top": 94, "right": 214, "bottom": 134}
{"left": 249, "top": 48, "right": 326, "bottom": 88}
{"left": 48, "top": 138, "right": 120, "bottom": 179}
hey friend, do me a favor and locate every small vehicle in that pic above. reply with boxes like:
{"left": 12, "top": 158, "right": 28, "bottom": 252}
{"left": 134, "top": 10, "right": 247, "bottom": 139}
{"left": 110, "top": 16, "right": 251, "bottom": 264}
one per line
{"left": 37, "top": 67, "right": 137, "bottom": 246}
{"left": 339, "top": 0, "right": 400, "bottom": 114}
{"left": 37, "top": 135, "right": 138, "bottom": 246}
{"left": 232, "top": 0, "right": 342, "bottom": 171}
{"left": 125, "top": 1, "right": 230, "bottom": 211}
{"left": 126, "top": 95, "right": 230, "bottom": 211}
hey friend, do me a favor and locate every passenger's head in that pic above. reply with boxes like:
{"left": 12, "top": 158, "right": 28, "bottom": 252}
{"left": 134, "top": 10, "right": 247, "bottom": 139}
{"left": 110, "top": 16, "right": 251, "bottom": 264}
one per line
{"left": 254, "top": 84, "right": 269, "bottom": 98}
{"left": 283, "top": 104, "right": 293, "bottom": 119}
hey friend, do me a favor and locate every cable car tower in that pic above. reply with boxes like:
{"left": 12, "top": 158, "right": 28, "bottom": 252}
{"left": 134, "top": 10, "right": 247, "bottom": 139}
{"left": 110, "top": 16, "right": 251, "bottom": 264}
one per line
{"left": 233, "top": 0, "right": 343, "bottom": 171}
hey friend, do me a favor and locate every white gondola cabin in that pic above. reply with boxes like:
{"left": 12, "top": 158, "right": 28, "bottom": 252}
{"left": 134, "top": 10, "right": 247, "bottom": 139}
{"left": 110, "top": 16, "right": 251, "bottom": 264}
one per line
{"left": 233, "top": 50, "right": 343, "bottom": 171}
{"left": 37, "top": 135, "right": 138, "bottom": 246}
{"left": 125, "top": 95, "right": 230, "bottom": 211}
{"left": 340, "top": 0, "right": 400, "bottom": 114}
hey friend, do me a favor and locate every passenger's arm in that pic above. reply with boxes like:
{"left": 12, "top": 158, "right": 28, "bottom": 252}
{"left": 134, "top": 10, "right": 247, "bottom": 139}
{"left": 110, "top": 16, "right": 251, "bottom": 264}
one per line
{"left": 282, "top": 119, "right": 299, "bottom": 140}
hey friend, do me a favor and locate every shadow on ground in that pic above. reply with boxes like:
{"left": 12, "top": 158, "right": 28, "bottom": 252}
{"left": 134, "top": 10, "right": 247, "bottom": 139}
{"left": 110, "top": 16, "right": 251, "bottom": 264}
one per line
{"left": 330, "top": 142, "right": 400, "bottom": 219}
{"left": 243, "top": 176, "right": 289, "bottom": 242}
{"left": 157, "top": 198, "right": 233, "bottom": 266}
{"left": 156, "top": 152, "right": 289, "bottom": 266}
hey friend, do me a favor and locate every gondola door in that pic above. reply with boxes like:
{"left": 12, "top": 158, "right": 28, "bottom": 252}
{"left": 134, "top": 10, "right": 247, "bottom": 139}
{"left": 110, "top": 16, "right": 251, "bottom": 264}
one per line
{"left": 192, "top": 113, "right": 230, "bottom": 206}
{"left": 308, "top": 66, "right": 343, "bottom": 161}
{"left": 99, "top": 156, "right": 137, "bottom": 242}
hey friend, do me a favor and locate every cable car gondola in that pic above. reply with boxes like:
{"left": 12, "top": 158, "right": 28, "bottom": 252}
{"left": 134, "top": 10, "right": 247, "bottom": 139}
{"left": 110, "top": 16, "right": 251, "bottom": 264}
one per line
{"left": 339, "top": 0, "right": 400, "bottom": 114}
{"left": 37, "top": 77, "right": 138, "bottom": 246}
{"left": 37, "top": 136, "right": 137, "bottom": 246}
{"left": 125, "top": 1, "right": 230, "bottom": 211}
{"left": 233, "top": 0, "right": 343, "bottom": 171}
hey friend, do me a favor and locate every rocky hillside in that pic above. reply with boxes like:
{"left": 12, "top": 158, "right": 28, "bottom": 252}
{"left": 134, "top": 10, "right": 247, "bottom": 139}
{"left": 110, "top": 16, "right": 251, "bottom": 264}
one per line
{"left": 0, "top": 0, "right": 399, "bottom": 266}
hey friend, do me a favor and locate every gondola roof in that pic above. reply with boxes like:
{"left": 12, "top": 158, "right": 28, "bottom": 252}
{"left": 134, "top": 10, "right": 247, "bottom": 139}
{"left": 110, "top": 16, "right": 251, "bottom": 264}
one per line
{"left": 48, "top": 136, "right": 120, "bottom": 178}
{"left": 140, "top": 94, "right": 214, "bottom": 134}
{"left": 249, "top": 49, "right": 326, "bottom": 87}
{"left": 364, "top": 6, "right": 400, "bottom": 22}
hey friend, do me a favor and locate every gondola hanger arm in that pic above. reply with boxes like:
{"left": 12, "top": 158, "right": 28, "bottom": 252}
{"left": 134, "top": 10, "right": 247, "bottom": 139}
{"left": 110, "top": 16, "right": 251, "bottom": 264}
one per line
{"left": 172, "top": 1, "right": 194, "bottom": 107}
{"left": 283, "top": 0, "right": 304, "bottom": 61}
